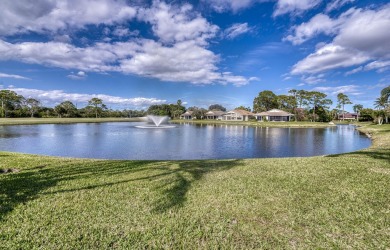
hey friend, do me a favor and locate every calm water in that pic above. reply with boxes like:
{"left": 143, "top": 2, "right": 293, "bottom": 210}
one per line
{"left": 0, "top": 122, "right": 370, "bottom": 160}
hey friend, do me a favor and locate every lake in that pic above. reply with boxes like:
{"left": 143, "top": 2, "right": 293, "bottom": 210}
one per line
{"left": 0, "top": 122, "right": 370, "bottom": 160}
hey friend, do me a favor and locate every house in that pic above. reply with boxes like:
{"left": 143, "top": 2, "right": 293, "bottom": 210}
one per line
{"left": 338, "top": 112, "right": 358, "bottom": 120}
{"left": 205, "top": 110, "right": 226, "bottom": 120}
{"left": 222, "top": 109, "right": 254, "bottom": 121}
{"left": 180, "top": 111, "right": 194, "bottom": 120}
{"left": 254, "top": 109, "right": 294, "bottom": 122}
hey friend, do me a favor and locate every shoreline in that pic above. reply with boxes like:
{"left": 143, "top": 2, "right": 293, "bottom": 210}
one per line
{"left": 0, "top": 123, "right": 389, "bottom": 248}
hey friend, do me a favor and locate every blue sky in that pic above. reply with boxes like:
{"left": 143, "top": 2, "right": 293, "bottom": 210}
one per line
{"left": 0, "top": 0, "right": 389, "bottom": 111}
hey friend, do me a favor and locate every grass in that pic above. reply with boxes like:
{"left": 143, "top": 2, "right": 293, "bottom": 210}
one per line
{"left": 0, "top": 124, "right": 389, "bottom": 248}
{"left": 0, "top": 117, "right": 140, "bottom": 125}
{"left": 172, "top": 119, "right": 335, "bottom": 127}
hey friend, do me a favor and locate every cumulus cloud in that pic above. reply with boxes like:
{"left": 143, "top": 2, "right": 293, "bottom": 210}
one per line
{"left": 0, "top": 0, "right": 137, "bottom": 36}
{"left": 0, "top": 1, "right": 254, "bottom": 86}
{"left": 284, "top": 13, "right": 344, "bottom": 45}
{"left": 273, "top": 0, "right": 322, "bottom": 17}
{"left": 0, "top": 38, "right": 254, "bottom": 85}
{"left": 138, "top": 1, "right": 218, "bottom": 45}
{"left": 7, "top": 87, "right": 166, "bottom": 107}
{"left": 292, "top": 44, "right": 370, "bottom": 74}
{"left": 290, "top": 5, "right": 390, "bottom": 74}
{"left": 224, "top": 23, "right": 252, "bottom": 39}
{"left": 0, "top": 72, "right": 31, "bottom": 80}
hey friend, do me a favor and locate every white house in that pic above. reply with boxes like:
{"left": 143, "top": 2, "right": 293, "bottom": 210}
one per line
{"left": 180, "top": 111, "right": 194, "bottom": 120}
{"left": 222, "top": 109, "right": 254, "bottom": 121}
{"left": 205, "top": 110, "right": 226, "bottom": 120}
{"left": 254, "top": 109, "right": 294, "bottom": 122}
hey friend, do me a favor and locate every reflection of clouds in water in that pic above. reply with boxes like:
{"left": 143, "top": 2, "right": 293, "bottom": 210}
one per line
{"left": 0, "top": 123, "right": 371, "bottom": 160}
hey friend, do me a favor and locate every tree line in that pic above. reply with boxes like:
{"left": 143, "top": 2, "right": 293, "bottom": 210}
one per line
{"left": 0, "top": 86, "right": 388, "bottom": 123}
{"left": 0, "top": 90, "right": 145, "bottom": 118}
{"left": 251, "top": 88, "right": 389, "bottom": 123}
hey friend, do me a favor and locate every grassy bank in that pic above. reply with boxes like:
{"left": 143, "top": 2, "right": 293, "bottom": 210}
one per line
{"left": 0, "top": 124, "right": 389, "bottom": 248}
{"left": 0, "top": 117, "right": 141, "bottom": 125}
{"left": 172, "top": 119, "right": 335, "bottom": 127}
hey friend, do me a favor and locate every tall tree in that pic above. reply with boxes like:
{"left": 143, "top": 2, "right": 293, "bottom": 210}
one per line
{"left": 235, "top": 106, "right": 251, "bottom": 112}
{"left": 288, "top": 89, "right": 299, "bottom": 121}
{"left": 0, "top": 90, "right": 22, "bottom": 118}
{"left": 277, "top": 94, "right": 296, "bottom": 112}
{"left": 353, "top": 104, "right": 363, "bottom": 122}
{"left": 337, "top": 93, "right": 352, "bottom": 121}
{"left": 374, "top": 95, "right": 388, "bottom": 124}
{"left": 54, "top": 101, "right": 78, "bottom": 118}
{"left": 307, "top": 91, "right": 332, "bottom": 122}
{"left": 208, "top": 104, "right": 226, "bottom": 111}
{"left": 380, "top": 85, "right": 390, "bottom": 101}
{"left": 88, "top": 98, "right": 106, "bottom": 118}
{"left": 26, "top": 98, "right": 40, "bottom": 118}
{"left": 253, "top": 90, "right": 278, "bottom": 112}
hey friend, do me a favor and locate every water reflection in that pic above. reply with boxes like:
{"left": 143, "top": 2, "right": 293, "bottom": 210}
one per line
{"left": 0, "top": 123, "right": 371, "bottom": 160}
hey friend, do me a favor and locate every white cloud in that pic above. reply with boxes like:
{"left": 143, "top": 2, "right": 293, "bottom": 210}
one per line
{"left": 0, "top": 72, "right": 31, "bottom": 80}
{"left": 301, "top": 74, "right": 325, "bottom": 84}
{"left": 290, "top": 5, "right": 390, "bottom": 74}
{"left": 273, "top": 0, "right": 322, "bottom": 17}
{"left": 364, "top": 60, "right": 390, "bottom": 72}
{"left": 7, "top": 87, "right": 166, "bottom": 107}
{"left": 0, "top": 38, "right": 253, "bottom": 86}
{"left": 292, "top": 44, "right": 370, "bottom": 74}
{"left": 67, "top": 71, "right": 87, "bottom": 80}
{"left": 284, "top": 13, "right": 342, "bottom": 45}
{"left": 312, "top": 85, "right": 362, "bottom": 96}
{"left": 138, "top": 1, "right": 218, "bottom": 45}
{"left": 345, "top": 66, "right": 363, "bottom": 75}
{"left": 0, "top": 0, "right": 137, "bottom": 36}
{"left": 224, "top": 23, "right": 252, "bottom": 39}
{"left": 112, "top": 27, "right": 139, "bottom": 37}
{"left": 0, "top": 1, "right": 254, "bottom": 86}
{"left": 203, "top": 0, "right": 261, "bottom": 13}
{"left": 325, "top": 0, "right": 355, "bottom": 13}
{"left": 313, "top": 85, "right": 363, "bottom": 96}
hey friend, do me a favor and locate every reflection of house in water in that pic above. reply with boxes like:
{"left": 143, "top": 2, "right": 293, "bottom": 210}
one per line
{"left": 254, "top": 109, "right": 294, "bottom": 122}
{"left": 222, "top": 109, "right": 254, "bottom": 121}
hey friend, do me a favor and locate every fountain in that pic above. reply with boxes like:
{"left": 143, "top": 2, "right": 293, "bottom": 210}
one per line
{"left": 135, "top": 115, "right": 176, "bottom": 129}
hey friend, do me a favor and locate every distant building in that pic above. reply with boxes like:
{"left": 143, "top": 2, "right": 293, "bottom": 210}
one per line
{"left": 338, "top": 112, "right": 358, "bottom": 120}
{"left": 222, "top": 109, "right": 254, "bottom": 121}
{"left": 254, "top": 109, "right": 294, "bottom": 122}
{"left": 180, "top": 111, "right": 194, "bottom": 120}
{"left": 205, "top": 110, "right": 226, "bottom": 120}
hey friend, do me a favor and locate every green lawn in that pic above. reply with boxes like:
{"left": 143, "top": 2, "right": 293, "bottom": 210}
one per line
{"left": 0, "top": 124, "right": 389, "bottom": 249}
{"left": 0, "top": 117, "right": 140, "bottom": 125}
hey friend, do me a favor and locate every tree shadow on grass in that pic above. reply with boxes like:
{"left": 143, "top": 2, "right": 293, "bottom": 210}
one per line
{"left": 151, "top": 160, "right": 242, "bottom": 213}
{"left": 0, "top": 158, "right": 243, "bottom": 221}
{"left": 326, "top": 148, "right": 390, "bottom": 161}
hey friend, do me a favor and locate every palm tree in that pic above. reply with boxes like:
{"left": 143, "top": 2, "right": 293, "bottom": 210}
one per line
{"left": 381, "top": 85, "right": 390, "bottom": 101}
{"left": 353, "top": 104, "right": 363, "bottom": 122}
{"left": 337, "top": 93, "right": 352, "bottom": 121}
{"left": 374, "top": 96, "right": 387, "bottom": 125}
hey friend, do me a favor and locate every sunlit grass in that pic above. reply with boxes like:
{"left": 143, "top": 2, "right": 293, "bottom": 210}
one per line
{"left": 0, "top": 124, "right": 389, "bottom": 248}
